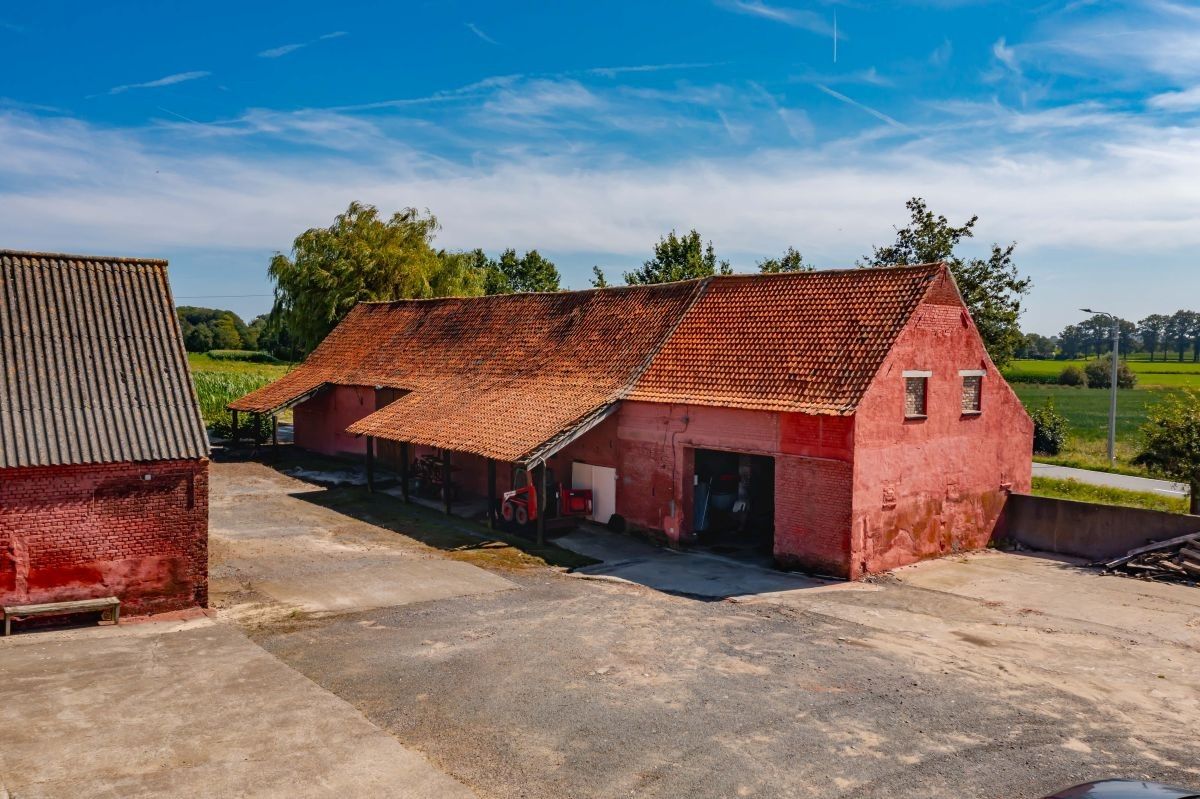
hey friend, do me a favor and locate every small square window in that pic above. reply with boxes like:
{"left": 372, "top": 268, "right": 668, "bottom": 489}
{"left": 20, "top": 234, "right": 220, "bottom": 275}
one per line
{"left": 961, "top": 375, "right": 983, "bottom": 414}
{"left": 904, "top": 376, "right": 927, "bottom": 418}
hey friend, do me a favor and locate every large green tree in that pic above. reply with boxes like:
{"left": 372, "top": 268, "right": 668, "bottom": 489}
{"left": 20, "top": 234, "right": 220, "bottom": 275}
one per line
{"left": 1135, "top": 390, "right": 1200, "bottom": 514}
{"left": 624, "top": 229, "right": 732, "bottom": 284}
{"left": 483, "top": 248, "right": 561, "bottom": 294}
{"left": 862, "top": 198, "right": 1031, "bottom": 368}
{"left": 268, "top": 202, "right": 480, "bottom": 355}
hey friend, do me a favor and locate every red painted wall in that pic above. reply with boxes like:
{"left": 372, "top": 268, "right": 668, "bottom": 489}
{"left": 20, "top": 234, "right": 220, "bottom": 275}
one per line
{"left": 555, "top": 402, "right": 855, "bottom": 572}
{"left": 294, "top": 385, "right": 375, "bottom": 457}
{"left": 0, "top": 458, "right": 209, "bottom": 615}
{"left": 850, "top": 301, "right": 1033, "bottom": 577}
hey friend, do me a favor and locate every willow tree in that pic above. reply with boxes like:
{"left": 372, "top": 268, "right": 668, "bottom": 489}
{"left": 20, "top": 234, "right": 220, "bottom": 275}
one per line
{"left": 268, "top": 202, "right": 482, "bottom": 355}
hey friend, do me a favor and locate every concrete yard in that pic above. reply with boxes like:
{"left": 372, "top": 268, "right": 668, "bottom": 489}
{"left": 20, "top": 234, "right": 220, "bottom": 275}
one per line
{"left": 0, "top": 617, "right": 476, "bottom": 799}
{"left": 3, "top": 459, "right": 1199, "bottom": 798}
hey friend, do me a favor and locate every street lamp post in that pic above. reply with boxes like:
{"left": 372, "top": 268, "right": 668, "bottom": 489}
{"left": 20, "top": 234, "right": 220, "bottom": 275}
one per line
{"left": 1081, "top": 308, "right": 1120, "bottom": 463}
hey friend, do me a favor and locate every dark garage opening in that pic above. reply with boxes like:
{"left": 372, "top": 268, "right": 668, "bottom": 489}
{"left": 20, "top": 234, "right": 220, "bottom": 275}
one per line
{"left": 692, "top": 449, "right": 775, "bottom": 564}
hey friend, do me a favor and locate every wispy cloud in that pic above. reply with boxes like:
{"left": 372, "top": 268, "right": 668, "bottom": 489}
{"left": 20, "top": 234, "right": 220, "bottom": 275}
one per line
{"left": 259, "top": 31, "right": 347, "bottom": 58}
{"left": 929, "top": 38, "right": 953, "bottom": 67}
{"left": 992, "top": 37, "right": 1020, "bottom": 74}
{"left": 814, "top": 84, "right": 907, "bottom": 129}
{"left": 1148, "top": 86, "right": 1200, "bottom": 111}
{"left": 587, "top": 62, "right": 719, "bottom": 78}
{"left": 106, "top": 70, "right": 211, "bottom": 96}
{"left": 714, "top": 0, "right": 834, "bottom": 36}
{"left": 465, "top": 23, "right": 499, "bottom": 45}
{"left": 0, "top": 19, "right": 25, "bottom": 34}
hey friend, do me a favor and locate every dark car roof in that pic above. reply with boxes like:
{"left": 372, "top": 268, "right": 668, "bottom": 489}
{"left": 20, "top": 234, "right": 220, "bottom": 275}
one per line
{"left": 1045, "top": 780, "right": 1200, "bottom": 798}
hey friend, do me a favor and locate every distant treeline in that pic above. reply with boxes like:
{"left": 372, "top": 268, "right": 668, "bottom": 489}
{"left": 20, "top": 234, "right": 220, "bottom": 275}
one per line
{"left": 176, "top": 306, "right": 294, "bottom": 359}
{"left": 1019, "top": 310, "right": 1200, "bottom": 362}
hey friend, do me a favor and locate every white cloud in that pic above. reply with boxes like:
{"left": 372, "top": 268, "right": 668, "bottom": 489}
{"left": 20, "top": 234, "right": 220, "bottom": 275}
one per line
{"left": 714, "top": 0, "right": 834, "bottom": 36}
{"left": 259, "top": 31, "right": 347, "bottom": 58}
{"left": 992, "top": 37, "right": 1020, "bottom": 74}
{"left": 814, "top": 84, "right": 908, "bottom": 130}
{"left": 465, "top": 23, "right": 498, "bottom": 45}
{"left": 1148, "top": 86, "right": 1200, "bottom": 111}
{"left": 106, "top": 70, "right": 210, "bottom": 95}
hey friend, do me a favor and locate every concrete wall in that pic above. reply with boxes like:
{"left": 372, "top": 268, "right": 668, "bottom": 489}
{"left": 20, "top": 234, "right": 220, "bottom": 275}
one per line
{"left": 0, "top": 458, "right": 209, "bottom": 614}
{"left": 851, "top": 292, "right": 1033, "bottom": 578}
{"left": 293, "top": 385, "right": 377, "bottom": 458}
{"left": 1000, "top": 493, "right": 1200, "bottom": 561}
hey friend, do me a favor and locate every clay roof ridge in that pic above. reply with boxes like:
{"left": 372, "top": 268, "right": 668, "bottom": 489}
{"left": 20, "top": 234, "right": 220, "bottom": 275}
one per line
{"left": 0, "top": 249, "right": 169, "bottom": 267}
{"left": 357, "top": 277, "right": 711, "bottom": 306}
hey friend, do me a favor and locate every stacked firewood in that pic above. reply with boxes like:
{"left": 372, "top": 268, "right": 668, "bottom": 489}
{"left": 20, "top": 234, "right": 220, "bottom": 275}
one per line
{"left": 1105, "top": 533, "right": 1200, "bottom": 584}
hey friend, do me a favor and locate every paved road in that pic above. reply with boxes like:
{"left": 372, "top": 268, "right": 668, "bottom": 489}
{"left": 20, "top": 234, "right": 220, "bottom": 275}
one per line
{"left": 1033, "top": 461, "right": 1190, "bottom": 497}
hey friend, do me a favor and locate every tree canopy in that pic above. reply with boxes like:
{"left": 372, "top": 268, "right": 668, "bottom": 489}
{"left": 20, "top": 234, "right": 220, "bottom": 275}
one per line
{"left": 481, "top": 248, "right": 561, "bottom": 294}
{"left": 862, "top": 197, "right": 1031, "bottom": 368}
{"left": 757, "top": 247, "right": 812, "bottom": 273}
{"left": 623, "top": 229, "right": 732, "bottom": 285}
{"left": 268, "top": 202, "right": 482, "bottom": 356}
{"left": 1134, "top": 389, "right": 1200, "bottom": 514}
{"left": 177, "top": 306, "right": 254, "bottom": 353}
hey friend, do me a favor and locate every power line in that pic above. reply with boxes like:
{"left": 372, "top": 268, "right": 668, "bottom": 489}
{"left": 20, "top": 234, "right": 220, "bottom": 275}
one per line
{"left": 176, "top": 294, "right": 273, "bottom": 298}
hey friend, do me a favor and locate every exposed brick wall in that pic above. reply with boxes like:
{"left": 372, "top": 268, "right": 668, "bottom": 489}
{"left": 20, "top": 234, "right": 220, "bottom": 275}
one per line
{"left": 851, "top": 297, "right": 1033, "bottom": 577}
{"left": 0, "top": 459, "right": 209, "bottom": 614}
{"left": 774, "top": 456, "right": 853, "bottom": 577}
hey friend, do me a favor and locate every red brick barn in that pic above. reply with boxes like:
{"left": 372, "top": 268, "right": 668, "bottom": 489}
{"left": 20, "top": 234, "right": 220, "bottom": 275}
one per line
{"left": 0, "top": 251, "right": 210, "bottom": 615}
{"left": 232, "top": 263, "right": 1031, "bottom": 578}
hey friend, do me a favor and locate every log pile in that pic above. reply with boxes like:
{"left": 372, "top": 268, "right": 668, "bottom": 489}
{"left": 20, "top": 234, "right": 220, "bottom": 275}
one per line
{"left": 1104, "top": 532, "right": 1200, "bottom": 585}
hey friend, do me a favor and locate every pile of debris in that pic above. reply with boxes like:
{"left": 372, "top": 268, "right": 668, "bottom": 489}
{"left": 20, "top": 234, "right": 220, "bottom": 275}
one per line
{"left": 1104, "top": 532, "right": 1200, "bottom": 585}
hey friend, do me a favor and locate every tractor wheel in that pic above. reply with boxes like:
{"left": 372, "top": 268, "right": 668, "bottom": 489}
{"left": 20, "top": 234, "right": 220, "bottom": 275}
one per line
{"left": 514, "top": 504, "right": 529, "bottom": 526}
{"left": 501, "top": 501, "right": 515, "bottom": 523}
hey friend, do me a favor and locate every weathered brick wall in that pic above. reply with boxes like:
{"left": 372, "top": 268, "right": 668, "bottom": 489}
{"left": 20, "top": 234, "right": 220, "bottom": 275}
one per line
{"left": 0, "top": 459, "right": 209, "bottom": 614}
{"left": 774, "top": 456, "right": 853, "bottom": 576}
{"left": 851, "top": 293, "right": 1033, "bottom": 577}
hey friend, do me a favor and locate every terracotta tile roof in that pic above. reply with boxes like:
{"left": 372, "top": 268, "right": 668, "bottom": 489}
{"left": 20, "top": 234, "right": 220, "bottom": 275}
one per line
{"left": 232, "top": 263, "right": 948, "bottom": 460}
{"left": 232, "top": 282, "right": 705, "bottom": 462}
{"left": 628, "top": 264, "right": 946, "bottom": 414}
{"left": 0, "top": 250, "right": 209, "bottom": 468}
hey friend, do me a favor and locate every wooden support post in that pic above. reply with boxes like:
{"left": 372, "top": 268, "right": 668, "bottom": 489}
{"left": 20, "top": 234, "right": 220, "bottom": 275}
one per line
{"left": 366, "top": 437, "right": 375, "bottom": 493}
{"left": 272, "top": 414, "right": 278, "bottom": 454}
{"left": 536, "top": 462, "right": 547, "bottom": 546}
{"left": 400, "top": 442, "right": 410, "bottom": 504}
{"left": 487, "top": 459, "right": 497, "bottom": 530}
{"left": 442, "top": 449, "right": 452, "bottom": 515}
{"left": 230, "top": 410, "right": 239, "bottom": 445}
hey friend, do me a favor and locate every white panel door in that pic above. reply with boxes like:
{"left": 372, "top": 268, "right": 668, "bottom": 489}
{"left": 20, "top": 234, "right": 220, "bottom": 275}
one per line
{"left": 572, "top": 463, "right": 616, "bottom": 524}
{"left": 589, "top": 466, "right": 617, "bottom": 524}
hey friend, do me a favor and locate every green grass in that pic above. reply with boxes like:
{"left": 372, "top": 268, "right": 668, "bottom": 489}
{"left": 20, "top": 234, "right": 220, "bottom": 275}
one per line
{"left": 1004, "top": 358, "right": 1200, "bottom": 388}
{"left": 188, "top": 352, "right": 292, "bottom": 377}
{"left": 1012, "top": 384, "right": 1185, "bottom": 474}
{"left": 1031, "top": 476, "right": 1188, "bottom": 514}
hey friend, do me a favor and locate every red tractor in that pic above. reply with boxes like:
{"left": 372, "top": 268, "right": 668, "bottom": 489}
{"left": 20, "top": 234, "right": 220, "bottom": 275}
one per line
{"left": 501, "top": 466, "right": 593, "bottom": 528}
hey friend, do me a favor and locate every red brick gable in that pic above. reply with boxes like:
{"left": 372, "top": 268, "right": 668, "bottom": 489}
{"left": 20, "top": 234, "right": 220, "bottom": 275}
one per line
{"left": 627, "top": 264, "right": 946, "bottom": 414}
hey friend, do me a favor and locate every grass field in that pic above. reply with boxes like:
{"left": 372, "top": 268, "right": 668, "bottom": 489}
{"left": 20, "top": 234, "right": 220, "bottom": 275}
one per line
{"left": 1011, "top": 383, "right": 1186, "bottom": 473}
{"left": 1003, "top": 357, "right": 1200, "bottom": 388}
{"left": 1031, "top": 476, "right": 1188, "bottom": 514}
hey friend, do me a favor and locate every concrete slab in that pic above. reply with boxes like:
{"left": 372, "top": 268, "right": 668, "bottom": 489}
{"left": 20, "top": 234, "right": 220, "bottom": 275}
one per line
{"left": 0, "top": 618, "right": 476, "bottom": 799}
{"left": 556, "top": 525, "right": 829, "bottom": 598}
{"left": 209, "top": 463, "right": 516, "bottom": 620}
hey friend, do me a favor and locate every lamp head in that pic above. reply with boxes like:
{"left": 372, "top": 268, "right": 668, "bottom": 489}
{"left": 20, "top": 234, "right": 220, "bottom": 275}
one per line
{"left": 1081, "top": 308, "right": 1095, "bottom": 314}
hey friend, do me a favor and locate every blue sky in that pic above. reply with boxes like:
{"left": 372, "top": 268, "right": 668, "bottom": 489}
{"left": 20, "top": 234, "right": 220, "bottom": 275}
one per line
{"left": 2, "top": 1, "right": 1199, "bottom": 335}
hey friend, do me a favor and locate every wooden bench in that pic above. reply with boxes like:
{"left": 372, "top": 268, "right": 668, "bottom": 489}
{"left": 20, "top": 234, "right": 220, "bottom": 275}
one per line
{"left": 3, "top": 597, "right": 120, "bottom": 636}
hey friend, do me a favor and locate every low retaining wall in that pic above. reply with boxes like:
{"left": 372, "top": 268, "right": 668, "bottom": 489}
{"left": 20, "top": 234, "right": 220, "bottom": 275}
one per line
{"left": 999, "top": 493, "right": 1200, "bottom": 562}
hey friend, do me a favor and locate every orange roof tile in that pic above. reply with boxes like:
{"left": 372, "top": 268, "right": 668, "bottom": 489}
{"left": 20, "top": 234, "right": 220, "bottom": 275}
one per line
{"left": 232, "top": 263, "right": 949, "bottom": 460}
{"left": 627, "top": 264, "right": 946, "bottom": 414}
{"left": 231, "top": 281, "right": 705, "bottom": 462}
